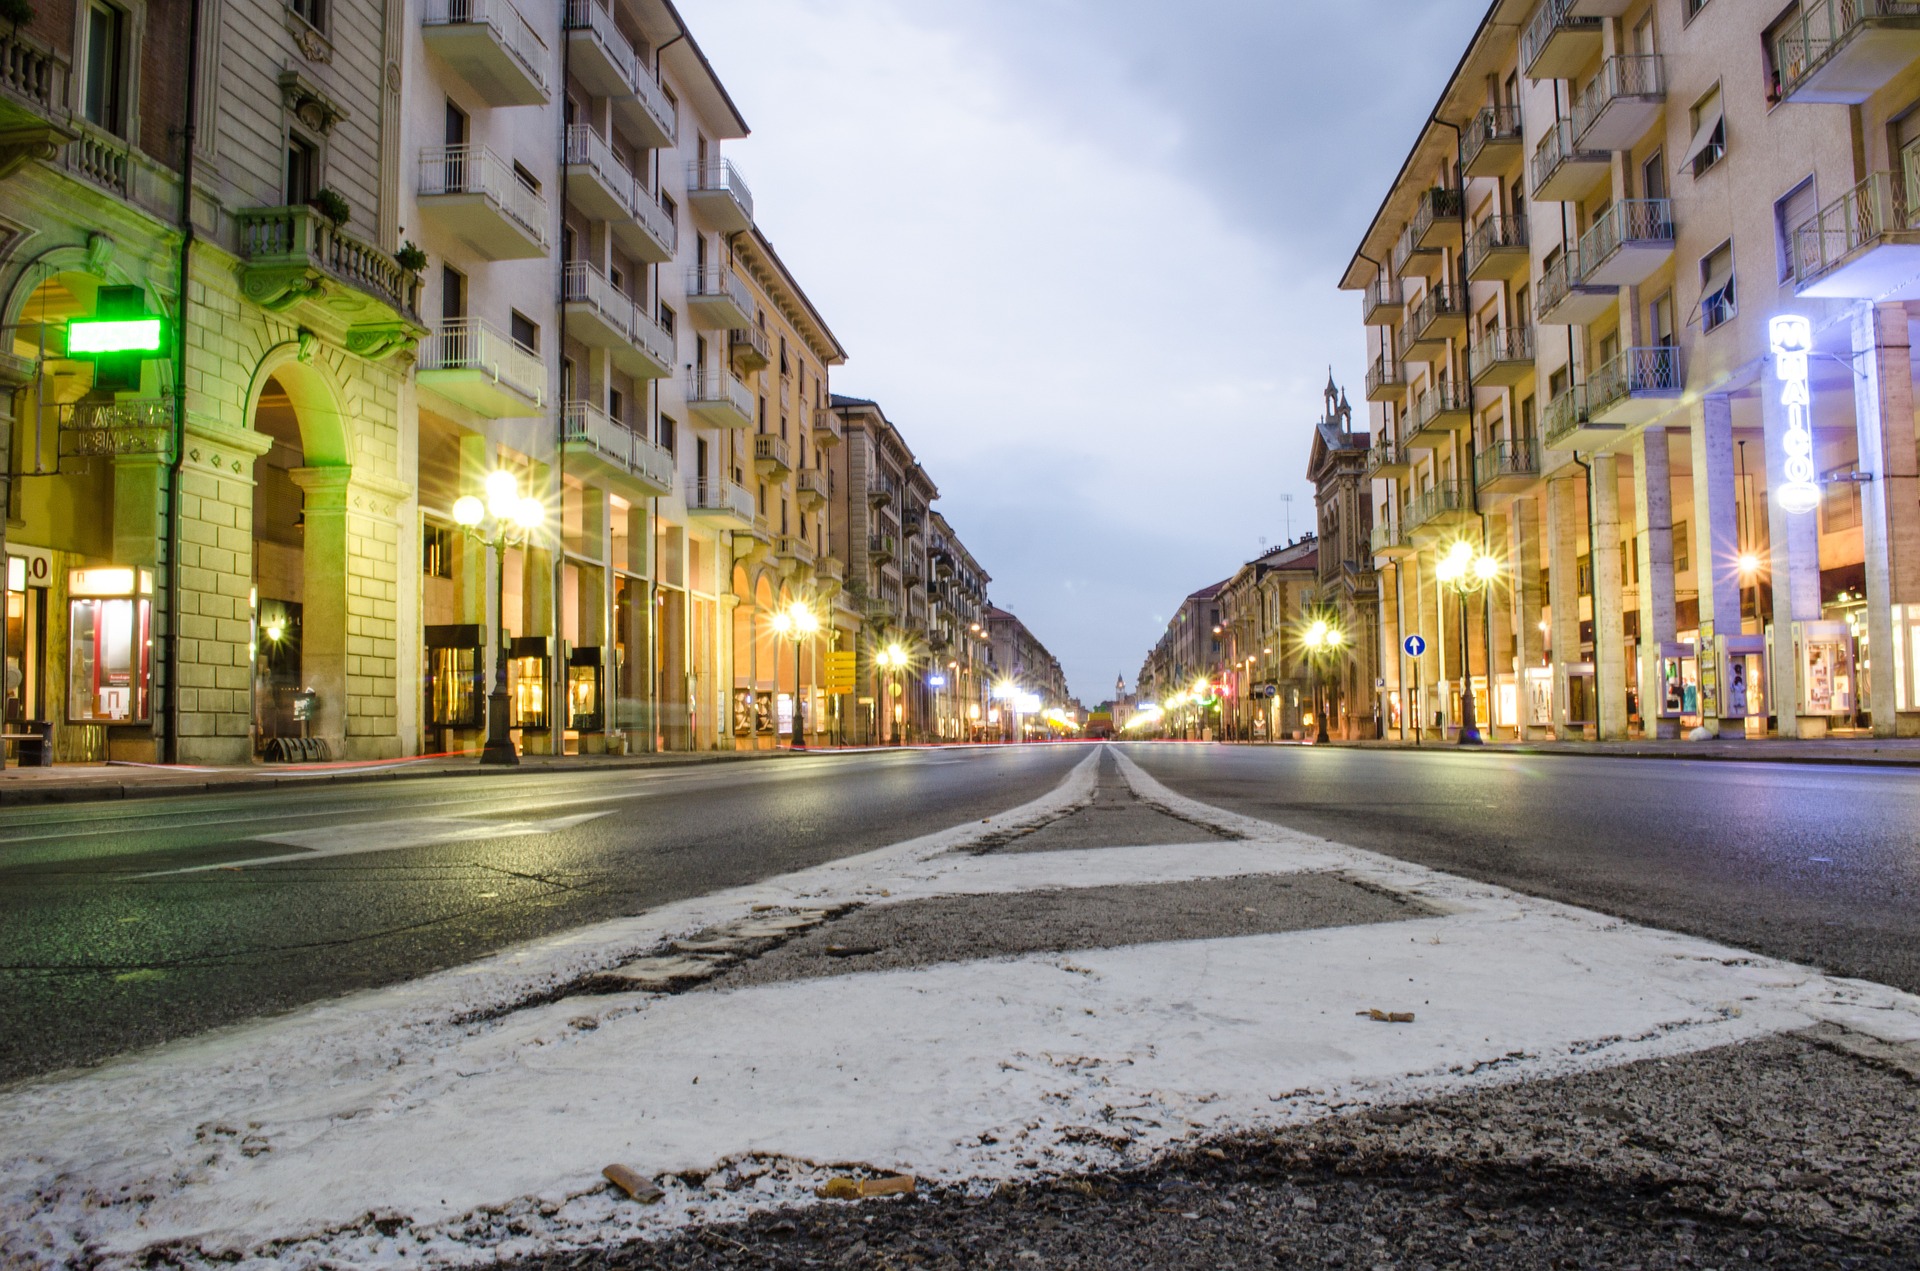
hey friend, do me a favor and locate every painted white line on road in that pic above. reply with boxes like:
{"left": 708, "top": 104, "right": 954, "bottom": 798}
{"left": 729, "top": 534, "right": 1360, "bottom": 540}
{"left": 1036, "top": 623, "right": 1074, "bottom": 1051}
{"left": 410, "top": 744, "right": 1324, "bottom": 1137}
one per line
{"left": 133, "top": 811, "right": 617, "bottom": 876}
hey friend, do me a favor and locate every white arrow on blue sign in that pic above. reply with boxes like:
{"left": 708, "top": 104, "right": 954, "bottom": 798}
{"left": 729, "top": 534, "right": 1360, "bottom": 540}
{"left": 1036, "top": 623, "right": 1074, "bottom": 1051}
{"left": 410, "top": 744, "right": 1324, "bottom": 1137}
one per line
{"left": 1403, "top": 634, "right": 1426, "bottom": 658}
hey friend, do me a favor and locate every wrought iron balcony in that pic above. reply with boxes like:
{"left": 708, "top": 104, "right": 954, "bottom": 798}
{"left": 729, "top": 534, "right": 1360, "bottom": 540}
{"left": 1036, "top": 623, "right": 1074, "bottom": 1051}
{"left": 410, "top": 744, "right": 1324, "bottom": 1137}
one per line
{"left": 1462, "top": 104, "right": 1523, "bottom": 177}
{"left": 686, "top": 158, "right": 754, "bottom": 232}
{"left": 562, "top": 400, "right": 674, "bottom": 496}
{"left": 1401, "top": 480, "right": 1471, "bottom": 536}
{"left": 1572, "top": 55, "right": 1665, "bottom": 151}
{"left": 418, "top": 319, "right": 546, "bottom": 416}
{"left": 685, "top": 368, "right": 754, "bottom": 429}
{"left": 685, "top": 266, "right": 755, "bottom": 330}
{"left": 563, "top": 123, "right": 633, "bottom": 223}
{"left": 1587, "top": 346, "right": 1683, "bottom": 425}
{"left": 564, "top": 0, "right": 637, "bottom": 99}
{"left": 1467, "top": 324, "right": 1534, "bottom": 386}
{"left": 422, "top": 0, "right": 550, "bottom": 106}
{"left": 1474, "top": 437, "right": 1541, "bottom": 494}
{"left": 1793, "top": 168, "right": 1920, "bottom": 300}
{"left": 1407, "top": 379, "right": 1473, "bottom": 444}
{"left": 1522, "top": 0, "right": 1602, "bottom": 80}
{"left": 1577, "top": 199, "right": 1674, "bottom": 287}
{"left": 685, "top": 478, "right": 756, "bottom": 528}
{"left": 1774, "top": 0, "right": 1920, "bottom": 105}
{"left": 1531, "top": 118, "right": 1609, "bottom": 201}
{"left": 1365, "top": 353, "right": 1408, "bottom": 402}
{"left": 1464, "top": 215, "right": 1530, "bottom": 281}
{"left": 417, "top": 145, "right": 548, "bottom": 259}
{"left": 1536, "top": 249, "right": 1612, "bottom": 325}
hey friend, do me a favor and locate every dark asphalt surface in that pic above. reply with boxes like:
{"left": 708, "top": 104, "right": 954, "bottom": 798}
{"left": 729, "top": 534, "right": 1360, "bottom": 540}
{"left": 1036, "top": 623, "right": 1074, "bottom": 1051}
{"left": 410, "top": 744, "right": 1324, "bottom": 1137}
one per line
{"left": 1124, "top": 742, "right": 1920, "bottom": 997}
{"left": 0, "top": 745, "right": 1086, "bottom": 1082}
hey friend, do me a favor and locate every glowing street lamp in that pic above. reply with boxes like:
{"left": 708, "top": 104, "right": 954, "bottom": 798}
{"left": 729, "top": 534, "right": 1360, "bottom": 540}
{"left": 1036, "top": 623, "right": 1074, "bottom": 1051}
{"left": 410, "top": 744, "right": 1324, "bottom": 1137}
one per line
{"left": 453, "top": 469, "right": 546, "bottom": 765}
{"left": 1301, "top": 615, "right": 1347, "bottom": 745}
{"left": 875, "top": 642, "right": 911, "bottom": 744}
{"left": 1434, "top": 538, "right": 1500, "bottom": 746}
{"left": 769, "top": 601, "right": 820, "bottom": 750}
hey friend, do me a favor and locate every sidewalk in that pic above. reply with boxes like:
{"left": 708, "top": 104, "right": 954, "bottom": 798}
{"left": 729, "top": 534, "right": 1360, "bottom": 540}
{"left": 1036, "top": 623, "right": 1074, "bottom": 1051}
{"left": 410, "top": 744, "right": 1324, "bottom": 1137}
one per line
{"left": 0, "top": 746, "right": 806, "bottom": 806}
{"left": 1318, "top": 734, "right": 1920, "bottom": 767}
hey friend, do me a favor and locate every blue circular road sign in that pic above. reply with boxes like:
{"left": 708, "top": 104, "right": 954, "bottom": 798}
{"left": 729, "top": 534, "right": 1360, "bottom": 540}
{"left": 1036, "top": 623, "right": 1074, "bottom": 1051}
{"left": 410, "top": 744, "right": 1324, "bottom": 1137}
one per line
{"left": 1403, "top": 634, "right": 1426, "bottom": 658}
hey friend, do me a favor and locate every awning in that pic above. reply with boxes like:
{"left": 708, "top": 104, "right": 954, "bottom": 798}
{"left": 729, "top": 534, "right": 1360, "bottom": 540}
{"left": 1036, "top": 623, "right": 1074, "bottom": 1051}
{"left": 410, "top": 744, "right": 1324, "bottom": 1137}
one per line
{"left": 1679, "top": 102, "right": 1725, "bottom": 173}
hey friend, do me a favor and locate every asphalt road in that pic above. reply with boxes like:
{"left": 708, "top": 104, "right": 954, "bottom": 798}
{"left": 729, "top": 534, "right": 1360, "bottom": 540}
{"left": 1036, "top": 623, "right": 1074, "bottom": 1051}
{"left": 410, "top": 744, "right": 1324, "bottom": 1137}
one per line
{"left": 0, "top": 746, "right": 1086, "bottom": 1082}
{"left": 1125, "top": 741, "right": 1920, "bottom": 997}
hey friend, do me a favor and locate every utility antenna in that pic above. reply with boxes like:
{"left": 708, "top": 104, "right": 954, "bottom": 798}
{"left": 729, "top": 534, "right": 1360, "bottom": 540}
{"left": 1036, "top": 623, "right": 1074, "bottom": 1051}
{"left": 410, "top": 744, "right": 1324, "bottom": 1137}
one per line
{"left": 1280, "top": 493, "right": 1294, "bottom": 542}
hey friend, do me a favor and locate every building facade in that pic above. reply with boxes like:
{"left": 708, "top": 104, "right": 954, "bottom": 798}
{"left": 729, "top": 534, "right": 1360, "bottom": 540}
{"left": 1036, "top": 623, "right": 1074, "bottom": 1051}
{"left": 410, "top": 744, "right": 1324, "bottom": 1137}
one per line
{"left": 1305, "top": 378, "right": 1382, "bottom": 738}
{"left": 1344, "top": 0, "right": 1920, "bottom": 744}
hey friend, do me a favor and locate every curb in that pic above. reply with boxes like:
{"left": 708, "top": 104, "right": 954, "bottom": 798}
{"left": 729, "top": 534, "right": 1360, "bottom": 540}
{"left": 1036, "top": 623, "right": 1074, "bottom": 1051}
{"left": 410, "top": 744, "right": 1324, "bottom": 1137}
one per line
{"left": 1309, "top": 740, "right": 1920, "bottom": 769}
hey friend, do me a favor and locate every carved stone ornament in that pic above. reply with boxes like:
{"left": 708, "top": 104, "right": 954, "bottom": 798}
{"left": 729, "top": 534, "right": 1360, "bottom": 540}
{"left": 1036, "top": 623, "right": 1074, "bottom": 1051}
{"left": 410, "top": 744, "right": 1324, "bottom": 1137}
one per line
{"left": 0, "top": 125, "right": 66, "bottom": 179}
{"left": 240, "top": 262, "right": 326, "bottom": 313}
{"left": 285, "top": 9, "right": 333, "bottom": 64}
{"left": 85, "top": 232, "right": 115, "bottom": 278}
{"left": 344, "top": 323, "right": 420, "bottom": 363}
{"left": 278, "top": 70, "right": 348, "bottom": 135}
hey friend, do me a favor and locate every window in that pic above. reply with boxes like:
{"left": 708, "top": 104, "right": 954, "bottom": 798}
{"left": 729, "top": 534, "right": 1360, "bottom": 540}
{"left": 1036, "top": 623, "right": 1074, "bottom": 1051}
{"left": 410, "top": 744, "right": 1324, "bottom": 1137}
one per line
{"left": 1823, "top": 476, "right": 1861, "bottom": 531}
{"left": 82, "top": 2, "right": 128, "bottom": 135}
{"left": 1765, "top": 6, "right": 1803, "bottom": 104}
{"left": 1649, "top": 290, "right": 1675, "bottom": 347}
{"left": 1674, "top": 521, "right": 1690, "bottom": 574}
{"left": 659, "top": 413, "right": 677, "bottom": 454}
{"left": 510, "top": 310, "right": 537, "bottom": 352}
{"left": 513, "top": 161, "right": 540, "bottom": 194}
{"left": 608, "top": 388, "right": 624, "bottom": 424}
{"left": 423, "top": 524, "right": 454, "bottom": 580}
{"left": 658, "top": 303, "right": 675, "bottom": 337}
{"left": 1685, "top": 0, "right": 1711, "bottom": 21}
{"left": 440, "top": 265, "right": 465, "bottom": 324}
{"left": 289, "top": 0, "right": 326, "bottom": 31}
{"left": 286, "top": 134, "right": 319, "bottom": 206}
{"left": 1775, "top": 178, "right": 1817, "bottom": 282}
{"left": 1641, "top": 150, "right": 1667, "bottom": 202}
{"left": 1684, "top": 86, "right": 1726, "bottom": 178}
{"left": 1700, "top": 241, "right": 1736, "bottom": 331}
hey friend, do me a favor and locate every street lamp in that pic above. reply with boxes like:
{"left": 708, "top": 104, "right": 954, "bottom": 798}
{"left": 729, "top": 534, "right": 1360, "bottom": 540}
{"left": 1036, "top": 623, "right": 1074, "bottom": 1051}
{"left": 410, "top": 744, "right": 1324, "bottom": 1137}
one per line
{"left": 1435, "top": 538, "right": 1500, "bottom": 746}
{"left": 768, "top": 601, "right": 819, "bottom": 750}
{"left": 875, "top": 642, "right": 909, "bottom": 744}
{"left": 452, "top": 470, "right": 546, "bottom": 766}
{"left": 1301, "top": 616, "right": 1346, "bottom": 745}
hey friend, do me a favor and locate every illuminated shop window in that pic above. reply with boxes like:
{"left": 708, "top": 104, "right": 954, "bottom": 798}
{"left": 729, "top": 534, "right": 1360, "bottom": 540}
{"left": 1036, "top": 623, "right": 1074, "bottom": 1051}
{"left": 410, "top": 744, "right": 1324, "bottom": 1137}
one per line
{"left": 67, "top": 567, "right": 152, "bottom": 724}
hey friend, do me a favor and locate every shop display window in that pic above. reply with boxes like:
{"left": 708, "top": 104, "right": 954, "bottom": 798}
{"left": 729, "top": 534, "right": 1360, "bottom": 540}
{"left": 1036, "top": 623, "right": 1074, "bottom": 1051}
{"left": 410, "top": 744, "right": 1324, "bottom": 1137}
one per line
{"left": 424, "top": 624, "right": 485, "bottom": 729}
{"left": 509, "top": 636, "right": 549, "bottom": 730}
{"left": 567, "top": 646, "right": 603, "bottom": 731}
{"left": 67, "top": 568, "right": 151, "bottom": 724}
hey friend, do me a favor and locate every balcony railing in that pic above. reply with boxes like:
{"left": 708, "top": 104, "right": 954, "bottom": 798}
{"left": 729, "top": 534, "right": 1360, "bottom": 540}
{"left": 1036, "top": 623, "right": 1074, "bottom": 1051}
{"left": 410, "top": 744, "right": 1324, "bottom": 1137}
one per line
{"left": 235, "top": 205, "right": 422, "bottom": 327}
{"left": 420, "top": 319, "right": 545, "bottom": 404}
{"left": 687, "top": 266, "right": 756, "bottom": 320}
{"left": 729, "top": 324, "right": 770, "bottom": 372}
{"left": 1793, "top": 169, "right": 1914, "bottom": 289}
{"left": 796, "top": 468, "right": 829, "bottom": 504}
{"left": 1365, "top": 353, "right": 1407, "bottom": 400}
{"left": 686, "top": 479, "right": 755, "bottom": 522}
{"left": 1363, "top": 277, "right": 1405, "bottom": 324}
{"left": 1578, "top": 198, "right": 1674, "bottom": 275}
{"left": 1521, "top": 0, "right": 1602, "bottom": 78}
{"left": 1474, "top": 437, "right": 1540, "bottom": 487}
{"left": 1402, "top": 480, "right": 1468, "bottom": 532}
{"left": 561, "top": 260, "right": 632, "bottom": 331}
{"left": 686, "top": 369, "right": 754, "bottom": 421}
{"left": 1468, "top": 324, "right": 1534, "bottom": 381}
{"left": 564, "top": 123, "right": 632, "bottom": 205}
{"left": 564, "top": 0, "right": 637, "bottom": 94}
{"left": 1572, "top": 55, "right": 1665, "bottom": 147}
{"left": 1587, "top": 346, "right": 1682, "bottom": 416}
{"left": 686, "top": 158, "right": 754, "bottom": 222}
{"left": 1409, "top": 379, "right": 1472, "bottom": 434}
{"left": 422, "top": 0, "right": 550, "bottom": 103}
{"left": 622, "top": 185, "right": 678, "bottom": 258}
{"left": 1542, "top": 384, "right": 1592, "bottom": 449}
{"left": 0, "top": 30, "right": 63, "bottom": 116}
{"left": 754, "top": 432, "right": 791, "bottom": 472}
{"left": 1775, "top": 0, "right": 1920, "bottom": 104}
{"left": 417, "top": 145, "right": 549, "bottom": 247}
{"left": 1462, "top": 104, "right": 1524, "bottom": 174}
{"left": 1536, "top": 248, "right": 1607, "bottom": 323}
{"left": 1408, "top": 186, "right": 1465, "bottom": 246}
{"left": 1365, "top": 440, "right": 1408, "bottom": 475}
{"left": 1531, "top": 118, "right": 1606, "bottom": 199}
{"left": 622, "top": 71, "right": 678, "bottom": 145}
{"left": 1464, "top": 215, "right": 1529, "bottom": 276}
{"left": 775, "top": 534, "right": 816, "bottom": 566}
{"left": 868, "top": 533, "right": 897, "bottom": 560}
{"left": 563, "top": 400, "right": 674, "bottom": 490}
{"left": 1407, "top": 286, "right": 1466, "bottom": 340}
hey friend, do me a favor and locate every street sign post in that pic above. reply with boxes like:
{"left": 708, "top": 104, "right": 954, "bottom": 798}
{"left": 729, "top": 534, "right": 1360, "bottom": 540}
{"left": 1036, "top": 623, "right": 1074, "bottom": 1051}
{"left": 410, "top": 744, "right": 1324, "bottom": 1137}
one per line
{"left": 1403, "top": 634, "right": 1426, "bottom": 658}
{"left": 1402, "top": 634, "right": 1425, "bottom": 746}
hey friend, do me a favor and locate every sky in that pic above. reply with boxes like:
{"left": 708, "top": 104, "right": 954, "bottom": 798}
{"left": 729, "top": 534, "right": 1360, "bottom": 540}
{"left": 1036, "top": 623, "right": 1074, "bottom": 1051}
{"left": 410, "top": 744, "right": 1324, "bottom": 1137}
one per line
{"left": 691, "top": 0, "right": 1489, "bottom": 705}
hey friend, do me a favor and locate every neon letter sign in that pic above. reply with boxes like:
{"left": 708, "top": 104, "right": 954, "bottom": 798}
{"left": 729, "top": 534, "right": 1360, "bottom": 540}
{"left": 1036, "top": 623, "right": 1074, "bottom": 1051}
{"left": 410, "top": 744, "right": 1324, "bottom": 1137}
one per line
{"left": 1769, "top": 315, "right": 1820, "bottom": 515}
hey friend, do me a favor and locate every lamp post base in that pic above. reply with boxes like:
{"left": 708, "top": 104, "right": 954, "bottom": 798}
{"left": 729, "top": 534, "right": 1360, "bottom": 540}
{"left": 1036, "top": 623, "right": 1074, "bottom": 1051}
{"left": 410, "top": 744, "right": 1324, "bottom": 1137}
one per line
{"left": 480, "top": 688, "right": 519, "bottom": 765}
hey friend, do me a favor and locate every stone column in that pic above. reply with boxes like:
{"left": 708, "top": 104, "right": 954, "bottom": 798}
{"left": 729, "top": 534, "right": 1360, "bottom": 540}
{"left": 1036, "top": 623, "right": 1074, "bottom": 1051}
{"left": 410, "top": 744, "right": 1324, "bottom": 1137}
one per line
{"left": 1591, "top": 454, "right": 1629, "bottom": 739}
{"left": 521, "top": 460, "right": 557, "bottom": 754}
{"left": 1546, "top": 473, "right": 1584, "bottom": 738}
{"left": 1690, "top": 394, "right": 1745, "bottom": 737}
{"left": 1510, "top": 493, "right": 1550, "bottom": 739}
{"left": 1415, "top": 546, "right": 1442, "bottom": 738}
{"left": 289, "top": 466, "right": 350, "bottom": 758}
{"left": 1633, "top": 428, "right": 1679, "bottom": 739}
{"left": 1484, "top": 510, "right": 1514, "bottom": 738}
{"left": 1760, "top": 344, "right": 1825, "bottom": 737}
{"left": 1852, "top": 302, "right": 1920, "bottom": 736}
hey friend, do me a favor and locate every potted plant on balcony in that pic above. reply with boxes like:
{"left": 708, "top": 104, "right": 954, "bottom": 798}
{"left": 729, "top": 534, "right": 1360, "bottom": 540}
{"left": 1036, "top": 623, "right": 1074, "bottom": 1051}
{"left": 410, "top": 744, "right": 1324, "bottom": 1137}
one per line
{"left": 0, "top": 1, "right": 34, "bottom": 27}
{"left": 307, "top": 188, "right": 351, "bottom": 226}
{"left": 394, "top": 241, "right": 427, "bottom": 273}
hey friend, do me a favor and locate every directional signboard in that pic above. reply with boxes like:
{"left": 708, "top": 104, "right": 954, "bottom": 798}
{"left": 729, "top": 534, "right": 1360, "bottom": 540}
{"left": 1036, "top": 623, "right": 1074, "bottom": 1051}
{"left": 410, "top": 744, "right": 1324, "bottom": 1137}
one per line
{"left": 1403, "top": 634, "right": 1426, "bottom": 658}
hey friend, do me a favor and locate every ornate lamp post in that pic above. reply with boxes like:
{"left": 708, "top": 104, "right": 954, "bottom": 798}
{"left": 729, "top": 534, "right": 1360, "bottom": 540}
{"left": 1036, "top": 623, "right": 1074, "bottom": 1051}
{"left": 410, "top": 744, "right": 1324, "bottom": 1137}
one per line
{"left": 875, "top": 642, "right": 909, "bottom": 744}
{"left": 1435, "top": 538, "right": 1500, "bottom": 746}
{"left": 768, "top": 600, "right": 819, "bottom": 750}
{"left": 452, "top": 470, "right": 546, "bottom": 766}
{"left": 1302, "top": 616, "right": 1346, "bottom": 745}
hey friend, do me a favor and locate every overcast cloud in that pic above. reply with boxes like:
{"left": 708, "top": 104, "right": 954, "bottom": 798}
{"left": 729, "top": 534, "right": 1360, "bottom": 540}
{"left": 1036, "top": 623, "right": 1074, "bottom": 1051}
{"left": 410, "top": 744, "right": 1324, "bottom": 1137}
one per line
{"left": 691, "top": 0, "right": 1487, "bottom": 704}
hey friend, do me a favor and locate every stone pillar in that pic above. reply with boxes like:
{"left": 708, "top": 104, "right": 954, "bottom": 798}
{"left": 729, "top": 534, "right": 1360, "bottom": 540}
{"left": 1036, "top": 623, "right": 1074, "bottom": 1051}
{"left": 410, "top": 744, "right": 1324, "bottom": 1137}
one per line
{"left": 1633, "top": 428, "right": 1679, "bottom": 739}
{"left": 1484, "top": 511, "right": 1514, "bottom": 738}
{"left": 1592, "top": 454, "right": 1629, "bottom": 739}
{"left": 1546, "top": 473, "right": 1585, "bottom": 739}
{"left": 1852, "top": 302, "right": 1920, "bottom": 736}
{"left": 289, "top": 466, "right": 349, "bottom": 758}
{"left": 1760, "top": 344, "right": 1825, "bottom": 738}
{"left": 521, "top": 460, "right": 557, "bottom": 754}
{"left": 1510, "top": 494, "right": 1550, "bottom": 739}
{"left": 457, "top": 434, "right": 489, "bottom": 627}
{"left": 1691, "top": 394, "right": 1745, "bottom": 738}
{"left": 1415, "top": 547, "right": 1442, "bottom": 738}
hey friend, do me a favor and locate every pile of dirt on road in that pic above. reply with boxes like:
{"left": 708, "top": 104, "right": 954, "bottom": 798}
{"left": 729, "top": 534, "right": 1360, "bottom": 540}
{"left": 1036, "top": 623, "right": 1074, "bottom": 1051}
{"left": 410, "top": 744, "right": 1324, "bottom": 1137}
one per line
{"left": 513, "top": 1031, "right": 1920, "bottom": 1269}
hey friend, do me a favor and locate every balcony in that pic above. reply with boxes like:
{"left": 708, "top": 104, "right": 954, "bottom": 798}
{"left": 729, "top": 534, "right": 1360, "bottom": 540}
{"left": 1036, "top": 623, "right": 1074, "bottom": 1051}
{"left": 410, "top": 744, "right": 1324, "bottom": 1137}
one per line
{"left": 1573, "top": 55, "right": 1664, "bottom": 151}
{"left": 611, "top": 186, "right": 676, "bottom": 264}
{"left": 1474, "top": 437, "right": 1541, "bottom": 497}
{"left": 1577, "top": 199, "right": 1674, "bottom": 288}
{"left": 1522, "top": 0, "right": 1603, "bottom": 80}
{"left": 562, "top": 401, "right": 674, "bottom": 497}
{"left": 1536, "top": 250, "right": 1613, "bottom": 324}
{"left": 868, "top": 473, "right": 896, "bottom": 509}
{"left": 811, "top": 406, "right": 843, "bottom": 446}
{"left": 1407, "top": 380, "right": 1472, "bottom": 446}
{"left": 817, "top": 554, "right": 846, "bottom": 587}
{"left": 563, "top": 125, "right": 632, "bottom": 222}
{"left": 1776, "top": 0, "right": 1920, "bottom": 105}
{"left": 1370, "top": 520, "right": 1416, "bottom": 561}
{"left": 1588, "top": 346, "right": 1683, "bottom": 426}
{"left": 685, "top": 369, "right": 754, "bottom": 430}
{"left": 1364, "top": 353, "right": 1408, "bottom": 402}
{"left": 1793, "top": 170, "right": 1920, "bottom": 300}
{"left": 1468, "top": 324, "right": 1535, "bottom": 386}
{"left": 796, "top": 468, "right": 828, "bottom": 510}
{"left": 686, "top": 158, "right": 754, "bottom": 233}
{"left": 1410, "top": 187, "right": 1465, "bottom": 251}
{"left": 614, "top": 71, "right": 676, "bottom": 151}
{"left": 1402, "top": 286, "right": 1467, "bottom": 361}
{"left": 422, "top": 0, "right": 550, "bottom": 106}
{"left": 564, "top": 0, "right": 636, "bottom": 99}
{"left": 1391, "top": 221, "right": 1442, "bottom": 281}
{"left": 1464, "top": 215, "right": 1530, "bottom": 281}
{"left": 417, "top": 319, "right": 545, "bottom": 416}
{"left": 775, "top": 535, "right": 816, "bottom": 572}
{"left": 753, "top": 432, "right": 792, "bottom": 479}
{"left": 1402, "top": 480, "right": 1471, "bottom": 539}
{"left": 1462, "top": 105, "right": 1524, "bottom": 177}
{"left": 1366, "top": 439, "right": 1412, "bottom": 477}
{"left": 1531, "top": 119, "right": 1608, "bottom": 201}
{"left": 686, "top": 267, "right": 755, "bottom": 330}
{"left": 1362, "top": 277, "right": 1404, "bottom": 326}
{"left": 619, "top": 307, "right": 675, "bottom": 379}
{"left": 863, "top": 594, "right": 897, "bottom": 624}
{"left": 561, "top": 260, "right": 635, "bottom": 351}
{"left": 868, "top": 533, "right": 896, "bottom": 564}
{"left": 685, "top": 478, "right": 755, "bottom": 530}
{"left": 1543, "top": 383, "right": 1622, "bottom": 450}
{"left": 729, "top": 324, "right": 770, "bottom": 374}
{"left": 235, "top": 206, "right": 423, "bottom": 356}
{"left": 416, "top": 146, "right": 548, "bottom": 260}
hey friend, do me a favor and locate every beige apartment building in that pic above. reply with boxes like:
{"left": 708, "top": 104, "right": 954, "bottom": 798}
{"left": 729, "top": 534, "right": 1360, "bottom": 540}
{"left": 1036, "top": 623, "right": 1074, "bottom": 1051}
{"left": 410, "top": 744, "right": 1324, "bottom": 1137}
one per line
{"left": 1212, "top": 538, "right": 1320, "bottom": 742}
{"left": 1345, "top": 0, "right": 1920, "bottom": 743}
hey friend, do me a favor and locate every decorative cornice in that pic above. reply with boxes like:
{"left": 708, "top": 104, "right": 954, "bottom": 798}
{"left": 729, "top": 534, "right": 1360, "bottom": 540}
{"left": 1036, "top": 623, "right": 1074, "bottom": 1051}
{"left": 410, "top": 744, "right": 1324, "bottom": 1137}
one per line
{"left": 278, "top": 69, "right": 348, "bottom": 134}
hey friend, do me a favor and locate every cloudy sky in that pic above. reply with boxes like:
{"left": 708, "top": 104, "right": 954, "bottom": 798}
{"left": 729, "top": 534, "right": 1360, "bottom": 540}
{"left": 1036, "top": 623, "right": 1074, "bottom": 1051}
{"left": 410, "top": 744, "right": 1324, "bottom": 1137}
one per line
{"left": 693, "top": 0, "right": 1488, "bottom": 704}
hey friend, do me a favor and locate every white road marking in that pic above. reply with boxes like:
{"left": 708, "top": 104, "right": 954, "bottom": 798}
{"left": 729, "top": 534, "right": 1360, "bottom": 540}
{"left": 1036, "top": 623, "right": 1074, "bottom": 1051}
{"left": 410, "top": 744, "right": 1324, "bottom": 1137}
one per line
{"left": 133, "top": 810, "right": 616, "bottom": 876}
